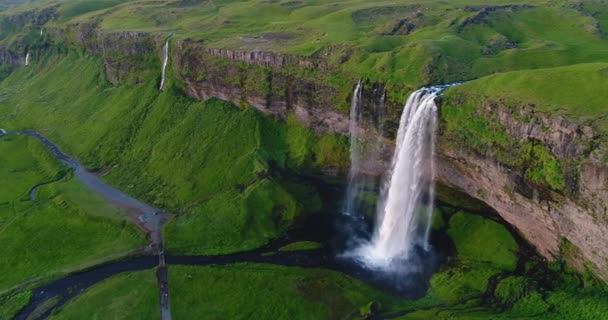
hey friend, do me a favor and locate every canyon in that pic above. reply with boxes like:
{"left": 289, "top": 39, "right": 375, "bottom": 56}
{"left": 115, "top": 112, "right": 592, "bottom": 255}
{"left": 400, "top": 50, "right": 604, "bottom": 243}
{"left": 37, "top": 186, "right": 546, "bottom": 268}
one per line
{"left": 4, "top": 13, "right": 604, "bottom": 279}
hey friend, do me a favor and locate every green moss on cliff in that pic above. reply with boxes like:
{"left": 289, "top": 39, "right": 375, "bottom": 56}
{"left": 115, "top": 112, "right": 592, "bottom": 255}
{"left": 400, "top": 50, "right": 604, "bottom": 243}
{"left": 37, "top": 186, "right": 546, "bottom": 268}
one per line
{"left": 518, "top": 142, "right": 565, "bottom": 190}
{"left": 441, "top": 92, "right": 567, "bottom": 191}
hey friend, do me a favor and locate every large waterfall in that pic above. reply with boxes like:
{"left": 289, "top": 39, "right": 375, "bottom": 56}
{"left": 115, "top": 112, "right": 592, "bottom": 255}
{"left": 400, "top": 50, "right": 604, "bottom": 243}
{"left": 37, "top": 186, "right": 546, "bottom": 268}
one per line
{"left": 25, "top": 52, "right": 30, "bottom": 66}
{"left": 159, "top": 39, "right": 169, "bottom": 91}
{"left": 344, "top": 85, "right": 456, "bottom": 274}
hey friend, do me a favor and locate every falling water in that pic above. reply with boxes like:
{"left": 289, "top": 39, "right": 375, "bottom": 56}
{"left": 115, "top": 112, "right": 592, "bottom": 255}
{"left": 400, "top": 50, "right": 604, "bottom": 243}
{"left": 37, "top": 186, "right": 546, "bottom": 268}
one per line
{"left": 346, "top": 84, "right": 458, "bottom": 274}
{"left": 343, "top": 80, "right": 363, "bottom": 217}
{"left": 25, "top": 52, "right": 30, "bottom": 66}
{"left": 159, "top": 39, "right": 169, "bottom": 91}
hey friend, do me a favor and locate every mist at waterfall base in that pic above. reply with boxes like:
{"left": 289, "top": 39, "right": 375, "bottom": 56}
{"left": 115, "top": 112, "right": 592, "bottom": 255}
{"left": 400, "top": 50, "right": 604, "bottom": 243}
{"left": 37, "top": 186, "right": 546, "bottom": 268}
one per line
{"left": 336, "top": 84, "right": 456, "bottom": 293}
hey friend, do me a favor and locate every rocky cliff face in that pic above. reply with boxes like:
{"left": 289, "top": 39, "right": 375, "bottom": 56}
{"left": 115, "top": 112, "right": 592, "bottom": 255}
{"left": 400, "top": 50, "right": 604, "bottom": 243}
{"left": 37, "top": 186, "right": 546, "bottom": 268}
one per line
{"left": 0, "top": 46, "right": 24, "bottom": 67}
{"left": 175, "top": 40, "right": 353, "bottom": 134}
{"left": 0, "top": 5, "right": 58, "bottom": 34}
{"left": 437, "top": 100, "right": 608, "bottom": 279}
{"left": 60, "top": 23, "right": 161, "bottom": 84}
{"left": 0, "top": 5, "right": 58, "bottom": 70}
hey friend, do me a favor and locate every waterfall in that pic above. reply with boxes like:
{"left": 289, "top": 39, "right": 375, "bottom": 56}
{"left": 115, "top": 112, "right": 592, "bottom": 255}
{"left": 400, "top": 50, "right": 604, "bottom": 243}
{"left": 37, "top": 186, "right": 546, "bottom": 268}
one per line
{"left": 339, "top": 81, "right": 372, "bottom": 247}
{"left": 345, "top": 84, "right": 458, "bottom": 273}
{"left": 343, "top": 81, "right": 363, "bottom": 217}
{"left": 159, "top": 39, "right": 169, "bottom": 91}
{"left": 25, "top": 52, "right": 30, "bottom": 66}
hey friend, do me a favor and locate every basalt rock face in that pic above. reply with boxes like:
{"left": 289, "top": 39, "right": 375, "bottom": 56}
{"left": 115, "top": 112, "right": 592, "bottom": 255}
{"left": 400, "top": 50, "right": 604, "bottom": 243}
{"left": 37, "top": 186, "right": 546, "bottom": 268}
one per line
{"left": 59, "top": 23, "right": 161, "bottom": 84}
{"left": 0, "top": 5, "right": 58, "bottom": 34}
{"left": 436, "top": 100, "right": 608, "bottom": 279}
{"left": 0, "top": 5, "right": 58, "bottom": 70}
{"left": 0, "top": 46, "right": 24, "bottom": 67}
{"left": 175, "top": 39, "right": 352, "bottom": 134}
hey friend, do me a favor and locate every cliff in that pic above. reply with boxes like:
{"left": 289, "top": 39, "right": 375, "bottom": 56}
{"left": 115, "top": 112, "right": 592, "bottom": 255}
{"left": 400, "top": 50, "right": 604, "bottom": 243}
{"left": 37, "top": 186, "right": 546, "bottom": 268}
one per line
{"left": 0, "top": 5, "right": 58, "bottom": 74}
{"left": 2, "top": 8, "right": 606, "bottom": 280}
{"left": 437, "top": 93, "right": 608, "bottom": 279}
{"left": 174, "top": 39, "right": 354, "bottom": 134}
{"left": 49, "top": 22, "right": 162, "bottom": 84}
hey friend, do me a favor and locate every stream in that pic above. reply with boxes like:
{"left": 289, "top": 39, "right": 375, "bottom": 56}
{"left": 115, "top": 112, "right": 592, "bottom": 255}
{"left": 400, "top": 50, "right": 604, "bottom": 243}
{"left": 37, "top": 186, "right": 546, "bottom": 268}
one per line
{"left": 7, "top": 130, "right": 431, "bottom": 320}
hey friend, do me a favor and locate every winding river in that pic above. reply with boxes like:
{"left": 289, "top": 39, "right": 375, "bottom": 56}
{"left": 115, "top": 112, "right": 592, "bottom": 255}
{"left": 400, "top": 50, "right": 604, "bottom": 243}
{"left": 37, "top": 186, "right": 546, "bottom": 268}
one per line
{"left": 6, "top": 130, "right": 427, "bottom": 320}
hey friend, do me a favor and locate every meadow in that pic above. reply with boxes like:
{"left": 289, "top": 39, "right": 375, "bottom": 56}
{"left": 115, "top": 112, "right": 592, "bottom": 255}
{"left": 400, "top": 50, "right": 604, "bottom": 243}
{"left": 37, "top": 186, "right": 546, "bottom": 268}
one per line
{"left": 48, "top": 270, "right": 159, "bottom": 320}
{"left": 0, "top": 134, "right": 145, "bottom": 294}
{"left": 0, "top": 51, "right": 346, "bottom": 255}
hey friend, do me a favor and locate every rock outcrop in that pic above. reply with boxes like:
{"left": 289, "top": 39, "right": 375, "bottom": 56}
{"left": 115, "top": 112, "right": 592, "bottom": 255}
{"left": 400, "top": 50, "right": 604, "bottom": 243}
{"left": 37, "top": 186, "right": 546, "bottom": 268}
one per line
{"left": 175, "top": 40, "right": 352, "bottom": 134}
{"left": 58, "top": 23, "right": 162, "bottom": 84}
{"left": 0, "top": 5, "right": 58, "bottom": 33}
{"left": 436, "top": 100, "right": 608, "bottom": 279}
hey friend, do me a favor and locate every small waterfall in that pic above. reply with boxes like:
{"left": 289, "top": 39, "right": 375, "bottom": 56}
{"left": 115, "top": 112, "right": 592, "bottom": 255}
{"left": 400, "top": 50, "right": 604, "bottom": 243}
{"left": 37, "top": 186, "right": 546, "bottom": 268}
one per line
{"left": 340, "top": 81, "right": 371, "bottom": 247}
{"left": 25, "top": 52, "right": 30, "bottom": 66}
{"left": 159, "top": 39, "right": 169, "bottom": 91}
{"left": 343, "top": 81, "right": 363, "bottom": 217}
{"left": 346, "top": 84, "right": 457, "bottom": 274}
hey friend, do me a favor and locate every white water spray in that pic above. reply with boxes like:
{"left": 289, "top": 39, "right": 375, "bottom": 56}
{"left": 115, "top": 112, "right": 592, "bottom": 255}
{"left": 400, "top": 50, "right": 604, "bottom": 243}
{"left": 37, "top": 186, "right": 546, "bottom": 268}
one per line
{"left": 159, "top": 39, "right": 169, "bottom": 91}
{"left": 346, "top": 84, "right": 457, "bottom": 273}
{"left": 25, "top": 52, "right": 30, "bottom": 66}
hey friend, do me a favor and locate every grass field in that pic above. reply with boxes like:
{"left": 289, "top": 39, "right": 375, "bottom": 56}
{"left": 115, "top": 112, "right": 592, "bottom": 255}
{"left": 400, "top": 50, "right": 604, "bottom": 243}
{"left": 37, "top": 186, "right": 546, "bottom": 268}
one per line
{"left": 0, "top": 290, "right": 32, "bottom": 320}
{"left": 48, "top": 270, "right": 159, "bottom": 320}
{"left": 0, "top": 51, "right": 342, "bottom": 255}
{"left": 445, "top": 63, "right": 608, "bottom": 132}
{"left": 4, "top": 0, "right": 608, "bottom": 89}
{"left": 168, "top": 263, "right": 426, "bottom": 319}
{"left": 0, "top": 135, "right": 145, "bottom": 293}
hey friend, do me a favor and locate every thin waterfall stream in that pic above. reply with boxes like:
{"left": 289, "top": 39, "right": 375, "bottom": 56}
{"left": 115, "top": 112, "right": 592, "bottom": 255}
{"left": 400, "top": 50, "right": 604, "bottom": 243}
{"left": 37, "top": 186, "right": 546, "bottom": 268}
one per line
{"left": 159, "top": 38, "right": 169, "bottom": 91}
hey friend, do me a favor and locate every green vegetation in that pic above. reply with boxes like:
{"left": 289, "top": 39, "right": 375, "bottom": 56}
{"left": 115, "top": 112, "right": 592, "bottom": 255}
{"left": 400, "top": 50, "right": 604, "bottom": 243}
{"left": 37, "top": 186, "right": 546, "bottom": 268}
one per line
{"left": 441, "top": 92, "right": 573, "bottom": 191}
{"left": 168, "top": 264, "right": 418, "bottom": 319}
{"left": 446, "top": 63, "right": 608, "bottom": 128}
{"left": 494, "top": 276, "right": 530, "bottom": 305}
{"left": 442, "top": 62, "right": 608, "bottom": 154}
{"left": 0, "top": 52, "right": 344, "bottom": 255}
{"left": 429, "top": 262, "right": 498, "bottom": 305}
{"left": 0, "top": 135, "right": 145, "bottom": 293}
{"left": 447, "top": 212, "right": 518, "bottom": 271}
{"left": 428, "top": 211, "right": 518, "bottom": 304}
{"left": 518, "top": 142, "right": 566, "bottom": 190}
{"left": 414, "top": 211, "right": 608, "bottom": 319}
{"left": 399, "top": 279, "right": 608, "bottom": 320}
{"left": 6, "top": 0, "right": 608, "bottom": 91}
{"left": 48, "top": 270, "right": 159, "bottom": 320}
{"left": 0, "top": 290, "right": 31, "bottom": 320}
{"left": 278, "top": 241, "right": 322, "bottom": 252}
{"left": 2, "top": 0, "right": 608, "bottom": 318}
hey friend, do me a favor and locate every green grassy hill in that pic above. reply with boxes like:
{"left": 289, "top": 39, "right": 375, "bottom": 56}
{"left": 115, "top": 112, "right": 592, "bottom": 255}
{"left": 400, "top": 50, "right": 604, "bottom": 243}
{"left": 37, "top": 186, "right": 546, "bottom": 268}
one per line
{"left": 1, "top": 0, "right": 608, "bottom": 319}
{"left": 4, "top": 0, "right": 608, "bottom": 88}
